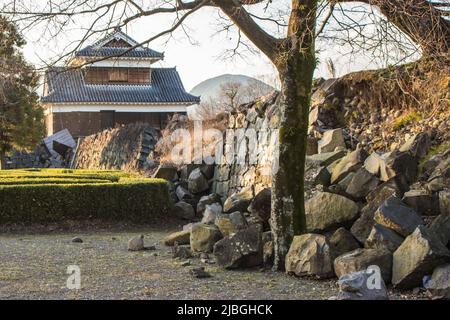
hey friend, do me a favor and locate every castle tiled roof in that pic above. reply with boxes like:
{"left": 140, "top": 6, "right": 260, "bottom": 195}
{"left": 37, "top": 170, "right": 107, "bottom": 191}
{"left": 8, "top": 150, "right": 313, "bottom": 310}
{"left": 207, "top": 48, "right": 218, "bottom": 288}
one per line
{"left": 75, "top": 46, "right": 164, "bottom": 59}
{"left": 42, "top": 67, "right": 200, "bottom": 104}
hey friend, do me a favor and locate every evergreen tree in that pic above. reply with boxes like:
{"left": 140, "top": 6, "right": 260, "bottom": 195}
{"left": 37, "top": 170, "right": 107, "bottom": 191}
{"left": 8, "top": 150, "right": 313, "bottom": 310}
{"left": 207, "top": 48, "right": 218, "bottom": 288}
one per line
{"left": 0, "top": 15, "right": 44, "bottom": 169}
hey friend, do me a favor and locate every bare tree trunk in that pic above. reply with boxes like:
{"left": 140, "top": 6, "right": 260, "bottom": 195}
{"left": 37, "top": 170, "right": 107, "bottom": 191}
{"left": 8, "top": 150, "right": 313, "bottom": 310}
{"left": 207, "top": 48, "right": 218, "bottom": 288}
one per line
{"left": 0, "top": 150, "right": 6, "bottom": 170}
{"left": 271, "top": 0, "right": 317, "bottom": 271}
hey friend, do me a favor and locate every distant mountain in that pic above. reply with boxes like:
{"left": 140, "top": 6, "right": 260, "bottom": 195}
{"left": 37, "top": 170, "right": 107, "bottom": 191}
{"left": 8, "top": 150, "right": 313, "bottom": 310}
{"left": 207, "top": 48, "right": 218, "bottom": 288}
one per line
{"left": 190, "top": 74, "right": 274, "bottom": 103}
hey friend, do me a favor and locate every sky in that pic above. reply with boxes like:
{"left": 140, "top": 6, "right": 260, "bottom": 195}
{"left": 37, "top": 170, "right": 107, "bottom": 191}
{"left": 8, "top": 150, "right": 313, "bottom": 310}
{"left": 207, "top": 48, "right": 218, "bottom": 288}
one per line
{"left": 16, "top": 1, "right": 418, "bottom": 92}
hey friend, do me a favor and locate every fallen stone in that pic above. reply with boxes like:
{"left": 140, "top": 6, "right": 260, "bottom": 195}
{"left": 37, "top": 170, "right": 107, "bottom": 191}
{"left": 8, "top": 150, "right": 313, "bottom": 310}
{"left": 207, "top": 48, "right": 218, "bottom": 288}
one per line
{"left": 318, "top": 128, "right": 346, "bottom": 154}
{"left": 374, "top": 196, "right": 424, "bottom": 237}
{"left": 392, "top": 226, "right": 450, "bottom": 289}
{"left": 175, "top": 185, "right": 194, "bottom": 202}
{"left": 153, "top": 164, "right": 178, "bottom": 181}
{"left": 365, "top": 223, "right": 404, "bottom": 252}
{"left": 201, "top": 203, "right": 223, "bottom": 224}
{"left": 350, "top": 181, "right": 402, "bottom": 243}
{"left": 173, "top": 201, "right": 196, "bottom": 220}
{"left": 425, "top": 264, "right": 450, "bottom": 299}
{"left": 329, "top": 227, "right": 361, "bottom": 258}
{"left": 172, "top": 244, "right": 193, "bottom": 259}
{"left": 128, "top": 235, "right": 145, "bottom": 251}
{"left": 439, "top": 190, "right": 450, "bottom": 216}
{"left": 247, "top": 188, "right": 271, "bottom": 225}
{"left": 306, "top": 192, "right": 359, "bottom": 232}
{"left": 380, "top": 151, "right": 418, "bottom": 184}
{"left": 164, "top": 229, "right": 191, "bottom": 246}
{"left": 306, "top": 149, "right": 347, "bottom": 167}
{"left": 285, "top": 233, "right": 335, "bottom": 279}
{"left": 399, "top": 132, "right": 431, "bottom": 160}
{"left": 189, "top": 267, "right": 212, "bottom": 278}
{"left": 223, "top": 187, "right": 254, "bottom": 213}
{"left": 334, "top": 248, "right": 393, "bottom": 283}
{"left": 336, "top": 172, "right": 355, "bottom": 191}
{"left": 331, "top": 145, "right": 368, "bottom": 184}
{"left": 336, "top": 269, "right": 389, "bottom": 300}
{"left": 346, "top": 168, "right": 380, "bottom": 199}
{"left": 364, "top": 152, "right": 384, "bottom": 176}
{"left": 402, "top": 189, "right": 439, "bottom": 216}
{"left": 71, "top": 237, "right": 83, "bottom": 243}
{"left": 197, "top": 193, "right": 222, "bottom": 216}
{"left": 312, "top": 166, "right": 331, "bottom": 187}
{"left": 188, "top": 168, "right": 209, "bottom": 194}
{"left": 190, "top": 223, "right": 223, "bottom": 253}
{"left": 213, "top": 225, "right": 263, "bottom": 269}
{"left": 429, "top": 214, "right": 450, "bottom": 248}
{"left": 215, "top": 212, "right": 248, "bottom": 237}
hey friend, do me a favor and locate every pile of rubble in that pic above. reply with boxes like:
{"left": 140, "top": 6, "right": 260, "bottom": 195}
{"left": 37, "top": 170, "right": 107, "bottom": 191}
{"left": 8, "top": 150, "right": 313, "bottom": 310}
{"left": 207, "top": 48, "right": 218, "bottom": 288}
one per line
{"left": 159, "top": 129, "right": 449, "bottom": 299}
{"left": 4, "top": 129, "right": 76, "bottom": 169}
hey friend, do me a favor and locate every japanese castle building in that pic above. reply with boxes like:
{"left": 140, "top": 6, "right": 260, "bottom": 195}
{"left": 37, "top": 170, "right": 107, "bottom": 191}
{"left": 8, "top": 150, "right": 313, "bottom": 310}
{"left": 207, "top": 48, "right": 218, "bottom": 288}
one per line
{"left": 42, "top": 29, "right": 199, "bottom": 137}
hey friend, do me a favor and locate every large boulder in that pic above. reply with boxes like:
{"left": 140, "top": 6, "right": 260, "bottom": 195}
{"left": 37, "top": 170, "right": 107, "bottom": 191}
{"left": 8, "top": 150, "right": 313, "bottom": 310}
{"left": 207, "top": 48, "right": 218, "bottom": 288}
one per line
{"left": 201, "top": 203, "right": 223, "bottom": 224}
{"left": 329, "top": 227, "right": 361, "bottom": 258}
{"left": 213, "top": 225, "right": 263, "bottom": 269}
{"left": 429, "top": 214, "right": 450, "bottom": 248}
{"left": 215, "top": 212, "right": 248, "bottom": 237}
{"left": 334, "top": 248, "right": 393, "bottom": 283}
{"left": 379, "top": 151, "right": 418, "bottom": 184}
{"left": 331, "top": 145, "right": 368, "bottom": 184}
{"left": 336, "top": 269, "right": 389, "bottom": 300}
{"left": 350, "top": 181, "right": 400, "bottom": 243}
{"left": 306, "top": 192, "right": 359, "bottom": 232}
{"left": 374, "top": 196, "right": 424, "bottom": 237}
{"left": 197, "top": 193, "right": 222, "bottom": 216}
{"left": 306, "top": 149, "right": 347, "bottom": 167}
{"left": 247, "top": 188, "right": 271, "bottom": 225}
{"left": 318, "top": 128, "right": 346, "bottom": 154}
{"left": 402, "top": 189, "right": 439, "bottom": 216}
{"left": 425, "top": 264, "right": 450, "bottom": 300}
{"left": 346, "top": 168, "right": 380, "bottom": 199}
{"left": 190, "top": 223, "right": 223, "bottom": 253}
{"left": 188, "top": 168, "right": 209, "bottom": 194}
{"left": 399, "top": 132, "right": 431, "bottom": 160}
{"left": 364, "top": 152, "right": 384, "bottom": 176}
{"left": 392, "top": 226, "right": 450, "bottom": 289}
{"left": 285, "top": 234, "right": 335, "bottom": 279}
{"left": 173, "top": 201, "right": 196, "bottom": 220}
{"left": 153, "top": 164, "right": 178, "bottom": 181}
{"left": 163, "top": 229, "right": 191, "bottom": 246}
{"left": 365, "top": 223, "right": 404, "bottom": 253}
{"left": 223, "top": 187, "right": 254, "bottom": 213}
{"left": 175, "top": 185, "right": 194, "bottom": 202}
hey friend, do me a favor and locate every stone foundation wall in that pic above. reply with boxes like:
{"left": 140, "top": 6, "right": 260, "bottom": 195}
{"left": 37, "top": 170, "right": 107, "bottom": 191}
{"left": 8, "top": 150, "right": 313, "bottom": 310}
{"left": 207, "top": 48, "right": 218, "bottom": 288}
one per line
{"left": 212, "top": 92, "right": 280, "bottom": 198}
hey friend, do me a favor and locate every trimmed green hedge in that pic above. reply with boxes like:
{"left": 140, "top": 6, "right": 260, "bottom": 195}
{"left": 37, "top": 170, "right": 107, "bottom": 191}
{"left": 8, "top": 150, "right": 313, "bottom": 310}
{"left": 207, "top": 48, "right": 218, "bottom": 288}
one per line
{"left": 0, "top": 169, "right": 170, "bottom": 223}
{"left": 0, "top": 178, "right": 113, "bottom": 185}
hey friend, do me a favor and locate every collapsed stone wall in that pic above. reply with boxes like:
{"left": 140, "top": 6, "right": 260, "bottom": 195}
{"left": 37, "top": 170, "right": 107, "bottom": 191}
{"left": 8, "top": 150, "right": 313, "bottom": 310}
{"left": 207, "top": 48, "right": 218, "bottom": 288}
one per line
{"left": 73, "top": 123, "right": 159, "bottom": 172}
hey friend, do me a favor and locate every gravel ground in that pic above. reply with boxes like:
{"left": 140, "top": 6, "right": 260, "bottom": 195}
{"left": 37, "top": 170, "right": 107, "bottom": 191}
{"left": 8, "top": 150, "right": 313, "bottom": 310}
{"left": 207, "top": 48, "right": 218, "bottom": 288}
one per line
{"left": 0, "top": 222, "right": 424, "bottom": 300}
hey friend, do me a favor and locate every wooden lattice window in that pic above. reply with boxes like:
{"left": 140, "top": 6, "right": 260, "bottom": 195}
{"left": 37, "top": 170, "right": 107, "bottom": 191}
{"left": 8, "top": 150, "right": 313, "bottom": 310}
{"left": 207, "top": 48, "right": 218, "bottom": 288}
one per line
{"left": 84, "top": 67, "right": 151, "bottom": 85}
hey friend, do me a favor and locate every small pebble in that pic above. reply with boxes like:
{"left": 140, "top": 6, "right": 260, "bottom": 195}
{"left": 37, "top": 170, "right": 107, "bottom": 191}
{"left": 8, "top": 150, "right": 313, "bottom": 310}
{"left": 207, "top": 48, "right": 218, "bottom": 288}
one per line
{"left": 71, "top": 237, "right": 83, "bottom": 243}
{"left": 181, "top": 260, "right": 191, "bottom": 267}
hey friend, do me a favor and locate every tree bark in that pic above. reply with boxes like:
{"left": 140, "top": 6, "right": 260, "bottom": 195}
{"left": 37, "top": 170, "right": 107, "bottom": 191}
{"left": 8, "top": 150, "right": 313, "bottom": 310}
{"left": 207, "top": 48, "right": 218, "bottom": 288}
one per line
{"left": 0, "top": 150, "right": 6, "bottom": 170}
{"left": 271, "top": 0, "right": 317, "bottom": 270}
{"left": 340, "top": 0, "right": 450, "bottom": 56}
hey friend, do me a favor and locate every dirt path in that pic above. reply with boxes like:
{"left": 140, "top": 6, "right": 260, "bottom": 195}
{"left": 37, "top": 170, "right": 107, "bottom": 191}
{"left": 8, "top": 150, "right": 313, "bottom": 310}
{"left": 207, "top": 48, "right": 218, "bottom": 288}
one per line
{"left": 0, "top": 223, "right": 422, "bottom": 300}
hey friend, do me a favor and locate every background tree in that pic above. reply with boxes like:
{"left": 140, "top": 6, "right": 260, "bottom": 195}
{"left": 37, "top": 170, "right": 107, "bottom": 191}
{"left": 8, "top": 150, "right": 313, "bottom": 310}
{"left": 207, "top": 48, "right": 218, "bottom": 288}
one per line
{"left": 1, "top": 0, "right": 447, "bottom": 268}
{"left": 0, "top": 15, "right": 44, "bottom": 169}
